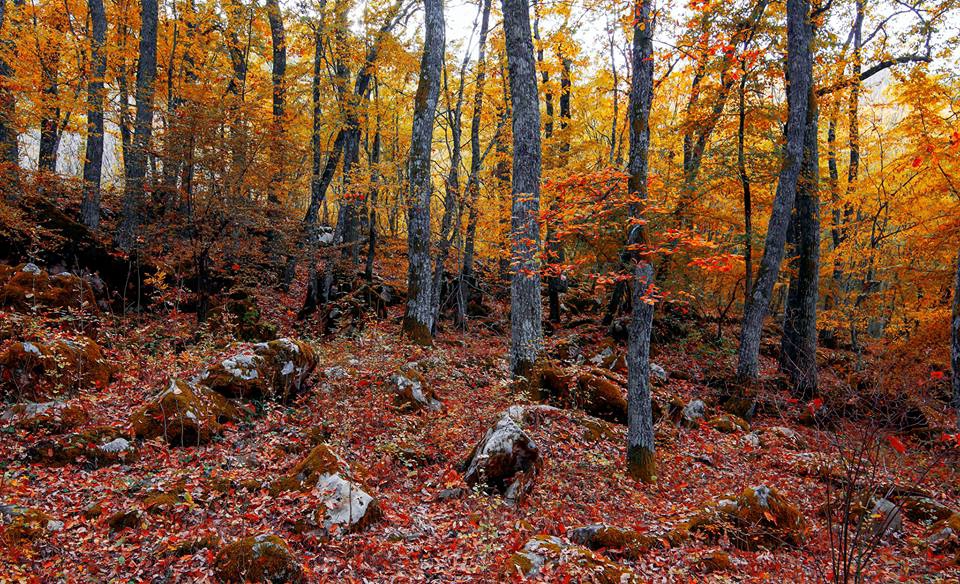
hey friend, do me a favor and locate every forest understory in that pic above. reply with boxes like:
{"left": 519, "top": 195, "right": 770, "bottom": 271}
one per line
{"left": 0, "top": 237, "right": 958, "bottom": 582}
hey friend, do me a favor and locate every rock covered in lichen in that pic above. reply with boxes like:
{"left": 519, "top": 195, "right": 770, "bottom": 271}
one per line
{"left": 202, "top": 338, "right": 318, "bottom": 402}
{"left": 678, "top": 485, "right": 808, "bottom": 550}
{"left": 271, "top": 443, "right": 381, "bottom": 532}
{"left": 505, "top": 535, "right": 636, "bottom": 582}
{"left": 460, "top": 408, "right": 541, "bottom": 506}
{"left": 25, "top": 425, "right": 135, "bottom": 467}
{"left": 0, "top": 337, "right": 112, "bottom": 402}
{"left": 131, "top": 379, "right": 243, "bottom": 446}
{"left": 390, "top": 366, "right": 442, "bottom": 413}
{"left": 213, "top": 534, "right": 303, "bottom": 583}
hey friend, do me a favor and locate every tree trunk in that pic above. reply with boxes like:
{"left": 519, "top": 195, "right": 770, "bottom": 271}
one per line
{"left": 80, "top": 0, "right": 107, "bottom": 229}
{"left": 0, "top": 0, "right": 20, "bottom": 197}
{"left": 116, "top": 0, "right": 158, "bottom": 252}
{"left": 402, "top": 0, "right": 444, "bottom": 345}
{"left": 432, "top": 61, "right": 467, "bottom": 332}
{"left": 625, "top": 0, "right": 656, "bottom": 484}
{"left": 455, "top": 0, "right": 492, "bottom": 330}
{"left": 952, "top": 249, "right": 959, "bottom": 429}
{"left": 365, "top": 120, "right": 381, "bottom": 281}
{"left": 37, "top": 52, "right": 60, "bottom": 173}
{"left": 780, "top": 85, "right": 820, "bottom": 399}
{"left": 738, "top": 66, "right": 752, "bottom": 301}
{"left": 266, "top": 0, "right": 285, "bottom": 203}
{"left": 545, "top": 57, "right": 571, "bottom": 323}
{"left": 502, "top": 0, "right": 544, "bottom": 377}
{"left": 736, "top": 0, "right": 812, "bottom": 380}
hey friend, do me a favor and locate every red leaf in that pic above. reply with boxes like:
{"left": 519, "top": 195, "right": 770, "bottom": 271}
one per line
{"left": 887, "top": 435, "right": 907, "bottom": 454}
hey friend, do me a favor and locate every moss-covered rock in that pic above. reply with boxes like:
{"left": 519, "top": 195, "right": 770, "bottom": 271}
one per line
{"left": 0, "top": 264, "right": 99, "bottom": 313}
{"left": 460, "top": 408, "right": 541, "bottom": 506}
{"left": 567, "top": 524, "right": 660, "bottom": 558}
{"left": 758, "top": 426, "right": 808, "bottom": 450}
{"left": 707, "top": 414, "right": 750, "bottom": 433}
{"left": 0, "top": 337, "right": 112, "bottom": 402}
{"left": 271, "top": 444, "right": 381, "bottom": 532}
{"left": 0, "top": 505, "right": 62, "bottom": 545}
{"left": 695, "top": 550, "right": 733, "bottom": 573}
{"left": 505, "top": 535, "right": 636, "bottom": 582}
{"left": 389, "top": 367, "right": 442, "bottom": 413}
{"left": 25, "top": 425, "right": 136, "bottom": 467}
{"left": 0, "top": 400, "right": 89, "bottom": 432}
{"left": 164, "top": 534, "right": 222, "bottom": 558}
{"left": 207, "top": 289, "right": 278, "bottom": 342}
{"left": 213, "top": 534, "right": 303, "bottom": 584}
{"left": 201, "top": 338, "right": 318, "bottom": 403}
{"left": 132, "top": 379, "right": 243, "bottom": 446}
{"left": 679, "top": 485, "right": 808, "bottom": 550}
{"left": 107, "top": 508, "right": 146, "bottom": 532}
{"left": 928, "top": 513, "right": 960, "bottom": 552}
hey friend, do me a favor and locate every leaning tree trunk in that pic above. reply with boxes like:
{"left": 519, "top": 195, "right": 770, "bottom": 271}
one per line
{"left": 80, "top": 0, "right": 107, "bottom": 229}
{"left": 952, "top": 249, "right": 959, "bottom": 429}
{"left": 401, "top": 0, "right": 444, "bottom": 345}
{"left": 735, "top": 0, "right": 812, "bottom": 380}
{"left": 0, "top": 0, "right": 20, "bottom": 197}
{"left": 116, "top": 0, "right": 158, "bottom": 252}
{"left": 780, "top": 83, "right": 820, "bottom": 399}
{"left": 625, "top": 0, "right": 656, "bottom": 484}
{"left": 502, "top": 0, "right": 544, "bottom": 377}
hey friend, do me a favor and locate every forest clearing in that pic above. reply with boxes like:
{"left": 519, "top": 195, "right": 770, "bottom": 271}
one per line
{"left": 0, "top": 0, "right": 959, "bottom": 581}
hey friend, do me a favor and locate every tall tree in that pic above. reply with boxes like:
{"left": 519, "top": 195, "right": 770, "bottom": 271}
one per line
{"left": 953, "top": 249, "right": 960, "bottom": 429}
{"left": 545, "top": 56, "right": 571, "bottom": 323}
{"left": 80, "top": 0, "right": 107, "bottom": 229}
{"left": 0, "top": 0, "right": 20, "bottom": 195}
{"left": 266, "top": 0, "right": 285, "bottom": 203}
{"left": 502, "top": 0, "right": 544, "bottom": 377}
{"left": 455, "top": 0, "right": 493, "bottom": 330}
{"left": 116, "top": 0, "right": 159, "bottom": 252}
{"left": 625, "top": 0, "right": 657, "bottom": 484}
{"left": 402, "top": 0, "right": 444, "bottom": 344}
{"left": 735, "top": 0, "right": 812, "bottom": 380}
{"left": 780, "top": 86, "right": 820, "bottom": 398}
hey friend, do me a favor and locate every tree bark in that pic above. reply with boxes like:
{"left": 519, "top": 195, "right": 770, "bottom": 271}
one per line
{"left": 116, "top": 0, "right": 158, "bottom": 252}
{"left": 37, "top": 50, "right": 61, "bottom": 173}
{"left": 780, "top": 85, "right": 820, "bottom": 399}
{"left": 738, "top": 69, "right": 752, "bottom": 300}
{"left": 402, "top": 0, "right": 444, "bottom": 345}
{"left": 952, "top": 249, "right": 960, "bottom": 429}
{"left": 502, "top": 0, "right": 544, "bottom": 377}
{"left": 736, "top": 0, "right": 812, "bottom": 380}
{"left": 0, "top": 0, "right": 20, "bottom": 196}
{"left": 545, "top": 57, "right": 571, "bottom": 323}
{"left": 455, "top": 0, "right": 493, "bottom": 330}
{"left": 625, "top": 0, "right": 656, "bottom": 484}
{"left": 266, "top": 0, "right": 285, "bottom": 204}
{"left": 80, "top": 0, "right": 107, "bottom": 229}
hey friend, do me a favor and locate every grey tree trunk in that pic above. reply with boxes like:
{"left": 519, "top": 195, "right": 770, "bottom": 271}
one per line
{"left": 37, "top": 54, "right": 60, "bottom": 173}
{"left": 502, "top": 0, "right": 544, "bottom": 377}
{"left": 431, "top": 61, "right": 468, "bottom": 332}
{"left": 402, "top": 0, "right": 444, "bottom": 345}
{"left": 952, "top": 249, "right": 959, "bottom": 429}
{"left": 266, "top": 0, "right": 285, "bottom": 203}
{"left": 0, "top": 0, "right": 20, "bottom": 197}
{"left": 625, "top": 0, "right": 656, "bottom": 484}
{"left": 116, "top": 0, "right": 158, "bottom": 252}
{"left": 546, "top": 57, "right": 571, "bottom": 323}
{"left": 80, "top": 0, "right": 107, "bottom": 229}
{"left": 736, "top": 0, "right": 812, "bottom": 380}
{"left": 780, "top": 85, "right": 820, "bottom": 399}
{"left": 455, "top": 0, "right": 493, "bottom": 330}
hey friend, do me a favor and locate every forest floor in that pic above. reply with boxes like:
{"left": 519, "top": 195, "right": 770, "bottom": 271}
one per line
{"left": 2, "top": 254, "right": 960, "bottom": 583}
